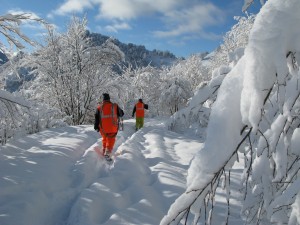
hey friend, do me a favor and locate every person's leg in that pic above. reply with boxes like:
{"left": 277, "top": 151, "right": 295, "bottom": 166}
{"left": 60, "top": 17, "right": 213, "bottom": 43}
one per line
{"left": 106, "top": 133, "right": 116, "bottom": 155}
{"left": 135, "top": 117, "right": 138, "bottom": 130}
{"left": 136, "top": 117, "right": 143, "bottom": 130}
{"left": 136, "top": 117, "right": 139, "bottom": 130}
{"left": 100, "top": 130, "right": 107, "bottom": 155}
{"left": 140, "top": 117, "right": 144, "bottom": 128}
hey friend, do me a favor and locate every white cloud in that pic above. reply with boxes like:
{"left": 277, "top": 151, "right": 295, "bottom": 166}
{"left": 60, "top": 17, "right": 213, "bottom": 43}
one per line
{"left": 96, "top": 0, "right": 184, "bottom": 20}
{"left": 105, "top": 22, "right": 132, "bottom": 33}
{"left": 52, "top": 0, "right": 183, "bottom": 19}
{"left": 51, "top": 0, "right": 224, "bottom": 37}
{"left": 54, "top": 0, "right": 94, "bottom": 15}
{"left": 153, "top": 3, "right": 224, "bottom": 38}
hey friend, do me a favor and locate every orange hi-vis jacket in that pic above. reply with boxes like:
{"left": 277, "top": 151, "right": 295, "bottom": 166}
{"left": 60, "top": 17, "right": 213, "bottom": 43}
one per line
{"left": 135, "top": 102, "right": 145, "bottom": 117}
{"left": 97, "top": 101, "right": 118, "bottom": 134}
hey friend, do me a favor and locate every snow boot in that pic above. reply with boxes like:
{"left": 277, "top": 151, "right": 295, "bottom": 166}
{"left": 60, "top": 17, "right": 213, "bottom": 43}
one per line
{"left": 104, "top": 150, "right": 113, "bottom": 163}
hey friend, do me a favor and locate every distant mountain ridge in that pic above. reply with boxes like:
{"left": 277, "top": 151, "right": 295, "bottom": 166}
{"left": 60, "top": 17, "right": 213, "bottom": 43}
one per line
{"left": 1, "top": 32, "right": 180, "bottom": 93}
{"left": 88, "top": 31, "right": 179, "bottom": 68}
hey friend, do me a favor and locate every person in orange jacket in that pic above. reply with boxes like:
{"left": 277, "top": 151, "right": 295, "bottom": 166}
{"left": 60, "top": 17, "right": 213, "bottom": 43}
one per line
{"left": 94, "top": 93, "right": 124, "bottom": 158}
{"left": 132, "top": 98, "right": 148, "bottom": 131}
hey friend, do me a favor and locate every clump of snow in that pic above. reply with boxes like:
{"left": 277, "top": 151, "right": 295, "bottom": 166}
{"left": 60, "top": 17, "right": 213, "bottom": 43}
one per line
{"left": 291, "top": 128, "right": 300, "bottom": 155}
{"left": 241, "top": 0, "right": 300, "bottom": 131}
{"left": 289, "top": 193, "right": 300, "bottom": 224}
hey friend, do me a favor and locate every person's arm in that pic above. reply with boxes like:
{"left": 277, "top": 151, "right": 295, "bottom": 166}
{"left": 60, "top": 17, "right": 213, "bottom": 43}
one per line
{"left": 144, "top": 104, "right": 148, "bottom": 110}
{"left": 94, "top": 108, "right": 100, "bottom": 131}
{"left": 132, "top": 106, "right": 136, "bottom": 117}
{"left": 117, "top": 105, "right": 124, "bottom": 117}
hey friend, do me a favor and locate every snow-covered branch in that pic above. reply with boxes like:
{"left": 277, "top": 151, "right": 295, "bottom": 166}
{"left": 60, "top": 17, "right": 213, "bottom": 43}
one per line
{"left": 0, "top": 13, "right": 46, "bottom": 51}
{"left": 161, "top": 1, "right": 300, "bottom": 224}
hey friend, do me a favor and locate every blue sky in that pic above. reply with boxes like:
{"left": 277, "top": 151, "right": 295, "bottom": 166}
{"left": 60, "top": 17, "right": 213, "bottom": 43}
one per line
{"left": 0, "top": 0, "right": 260, "bottom": 57}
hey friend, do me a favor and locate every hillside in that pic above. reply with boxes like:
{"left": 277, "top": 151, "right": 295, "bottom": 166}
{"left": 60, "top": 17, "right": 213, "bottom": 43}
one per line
{"left": 0, "top": 32, "right": 180, "bottom": 93}
{"left": 88, "top": 31, "right": 179, "bottom": 68}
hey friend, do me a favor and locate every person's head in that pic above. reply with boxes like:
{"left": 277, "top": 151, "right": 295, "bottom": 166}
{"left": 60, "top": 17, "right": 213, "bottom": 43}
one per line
{"left": 102, "top": 93, "right": 110, "bottom": 101}
{"left": 138, "top": 98, "right": 143, "bottom": 103}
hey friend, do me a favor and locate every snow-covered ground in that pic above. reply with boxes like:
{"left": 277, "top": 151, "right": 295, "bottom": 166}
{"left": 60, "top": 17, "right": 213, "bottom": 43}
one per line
{"left": 0, "top": 118, "right": 245, "bottom": 225}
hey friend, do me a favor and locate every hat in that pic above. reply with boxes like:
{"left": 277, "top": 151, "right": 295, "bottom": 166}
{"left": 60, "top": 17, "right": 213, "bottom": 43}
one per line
{"left": 103, "top": 93, "right": 110, "bottom": 101}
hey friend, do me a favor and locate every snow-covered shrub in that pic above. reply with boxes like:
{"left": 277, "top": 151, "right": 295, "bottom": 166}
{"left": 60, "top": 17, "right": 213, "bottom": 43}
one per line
{"left": 161, "top": 1, "right": 300, "bottom": 224}
{"left": 209, "top": 14, "right": 255, "bottom": 73}
{"left": 167, "top": 65, "right": 231, "bottom": 138}
{"left": 159, "top": 76, "right": 193, "bottom": 115}
{"left": 166, "top": 15, "right": 252, "bottom": 137}
{"left": 167, "top": 54, "right": 210, "bottom": 91}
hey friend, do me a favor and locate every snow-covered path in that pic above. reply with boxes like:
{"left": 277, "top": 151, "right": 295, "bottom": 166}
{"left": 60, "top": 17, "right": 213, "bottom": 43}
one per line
{"left": 67, "top": 119, "right": 201, "bottom": 225}
{"left": 0, "top": 118, "right": 244, "bottom": 225}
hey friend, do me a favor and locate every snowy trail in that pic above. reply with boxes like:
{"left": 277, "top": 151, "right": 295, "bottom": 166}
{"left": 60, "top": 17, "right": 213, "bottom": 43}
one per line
{"left": 0, "top": 126, "right": 100, "bottom": 225}
{"left": 0, "top": 118, "right": 245, "bottom": 225}
{"left": 66, "top": 119, "right": 203, "bottom": 225}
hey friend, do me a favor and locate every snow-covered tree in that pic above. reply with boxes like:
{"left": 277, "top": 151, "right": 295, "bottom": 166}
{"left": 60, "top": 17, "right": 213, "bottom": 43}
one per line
{"left": 31, "top": 16, "right": 124, "bottom": 125}
{"left": 159, "top": 74, "right": 193, "bottom": 115}
{"left": 0, "top": 90, "right": 31, "bottom": 144}
{"left": 0, "top": 13, "right": 45, "bottom": 144}
{"left": 164, "top": 13, "right": 256, "bottom": 144}
{"left": 0, "top": 12, "right": 45, "bottom": 103}
{"left": 123, "top": 64, "right": 162, "bottom": 116}
{"left": 167, "top": 41, "right": 245, "bottom": 137}
{"left": 167, "top": 65, "right": 231, "bottom": 137}
{"left": 210, "top": 14, "right": 255, "bottom": 71}
{"left": 168, "top": 54, "right": 210, "bottom": 91}
{"left": 161, "top": 1, "right": 300, "bottom": 224}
